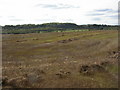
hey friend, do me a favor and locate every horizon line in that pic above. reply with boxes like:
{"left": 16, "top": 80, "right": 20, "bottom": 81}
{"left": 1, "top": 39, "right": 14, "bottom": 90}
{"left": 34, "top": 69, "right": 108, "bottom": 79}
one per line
{"left": 0, "top": 22, "right": 118, "bottom": 26}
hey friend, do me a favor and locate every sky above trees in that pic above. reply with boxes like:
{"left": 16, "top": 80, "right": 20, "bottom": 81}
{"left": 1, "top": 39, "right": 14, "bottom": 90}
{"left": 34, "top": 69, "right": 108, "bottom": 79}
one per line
{"left": 0, "top": 0, "right": 119, "bottom": 26}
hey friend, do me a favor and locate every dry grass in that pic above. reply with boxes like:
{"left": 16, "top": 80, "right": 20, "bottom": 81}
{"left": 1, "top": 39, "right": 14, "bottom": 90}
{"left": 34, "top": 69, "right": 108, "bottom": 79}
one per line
{"left": 2, "top": 30, "right": 118, "bottom": 88}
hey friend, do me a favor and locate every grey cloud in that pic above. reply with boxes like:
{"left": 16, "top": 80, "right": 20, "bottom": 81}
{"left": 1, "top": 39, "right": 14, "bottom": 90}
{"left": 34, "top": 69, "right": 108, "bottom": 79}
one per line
{"left": 35, "top": 4, "right": 79, "bottom": 9}
{"left": 95, "top": 9, "right": 117, "bottom": 13}
{"left": 88, "top": 13, "right": 105, "bottom": 16}
{"left": 66, "top": 19, "right": 73, "bottom": 21}
{"left": 87, "top": 8, "right": 117, "bottom": 17}
{"left": 63, "top": 19, "right": 73, "bottom": 22}
{"left": 108, "top": 15, "right": 118, "bottom": 19}
{"left": 92, "top": 18, "right": 101, "bottom": 21}
{"left": 95, "top": 9, "right": 113, "bottom": 12}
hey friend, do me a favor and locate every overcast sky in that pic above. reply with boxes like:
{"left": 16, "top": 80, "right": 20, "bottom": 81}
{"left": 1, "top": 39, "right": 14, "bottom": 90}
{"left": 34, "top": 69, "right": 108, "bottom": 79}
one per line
{"left": 0, "top": 0, "right": 119, "bottom": 26}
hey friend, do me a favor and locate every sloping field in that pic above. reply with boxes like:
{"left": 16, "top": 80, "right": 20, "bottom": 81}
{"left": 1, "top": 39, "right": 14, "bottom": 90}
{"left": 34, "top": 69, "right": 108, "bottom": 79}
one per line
{"left": 2, "top": 30, "right": 118, "bottom": 88}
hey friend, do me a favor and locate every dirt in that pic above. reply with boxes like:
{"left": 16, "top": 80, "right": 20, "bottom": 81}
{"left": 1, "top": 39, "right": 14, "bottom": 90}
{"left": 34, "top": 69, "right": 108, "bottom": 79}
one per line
{"left": 58, "top": 38, "right": 79, "bottom": 43}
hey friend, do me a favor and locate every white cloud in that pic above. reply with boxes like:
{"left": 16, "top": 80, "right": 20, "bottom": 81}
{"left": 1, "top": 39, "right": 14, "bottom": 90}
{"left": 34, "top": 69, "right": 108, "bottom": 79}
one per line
{"left": 34, "top": 3, "right": 79, "bottom": 9}
{"left": 0, "top": 0, "right": 119, "bottom": 25}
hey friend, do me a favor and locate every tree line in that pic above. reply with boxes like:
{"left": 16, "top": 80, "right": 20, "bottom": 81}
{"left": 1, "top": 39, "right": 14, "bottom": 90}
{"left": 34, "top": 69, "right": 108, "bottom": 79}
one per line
{"left": 1, "top": 23, "right": 118, "bottom": 34}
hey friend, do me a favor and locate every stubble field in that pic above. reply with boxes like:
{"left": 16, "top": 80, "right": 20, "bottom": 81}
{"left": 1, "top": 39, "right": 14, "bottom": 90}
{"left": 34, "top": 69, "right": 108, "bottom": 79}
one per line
{"left": 2, "top": 30, "right": 118, "bottom": 88}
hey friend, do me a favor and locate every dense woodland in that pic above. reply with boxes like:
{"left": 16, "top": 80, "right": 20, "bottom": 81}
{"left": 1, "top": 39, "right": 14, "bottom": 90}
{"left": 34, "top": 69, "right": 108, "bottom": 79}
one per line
{"left": 1, "top": 23, "right": 118, "bottom": 34}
